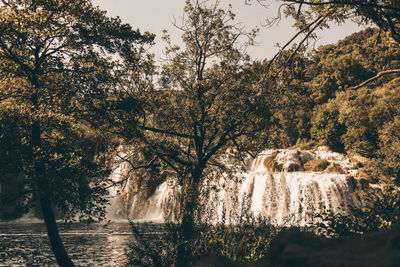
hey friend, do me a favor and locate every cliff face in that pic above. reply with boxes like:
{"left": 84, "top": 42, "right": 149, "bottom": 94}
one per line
{"left": 110, "top": 147, "right": 381, "bottom": 226}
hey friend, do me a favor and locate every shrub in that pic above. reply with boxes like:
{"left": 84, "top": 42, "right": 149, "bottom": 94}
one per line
{"left": 357, "top": 166, "right": 375, "bottom": 179}
{"left": 304, "top": 159, "right": 330, "bottom": 172}
{"left": 310, "top": 101, "right": 345, "bottom": 153}
{"left": 126, "top": 217, "right": 282, "bottom": 266}
{"left": 126, "top": 222, "right": 179, "bottom": 266}
{"left": 326, "top": 163, "right": 345, "bottom": 174}
{"left": 314, "top": 189, "right": 400, "bottom": 237}
{"left": 376, "top": 117, "right": 400, "bottom": 184}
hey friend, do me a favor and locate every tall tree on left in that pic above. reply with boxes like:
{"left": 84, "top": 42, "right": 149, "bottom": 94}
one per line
{"left": 0, "top": 0, "right": 153, "bottom": 266}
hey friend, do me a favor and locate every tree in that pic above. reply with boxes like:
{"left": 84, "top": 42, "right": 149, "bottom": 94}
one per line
{"left": 115, "top": 0, "right": 269, "bottom": 265}
{"left": 248, "top": 0, "right": 400, "bottom": 81}
{"left": 307, "top": 28, "right": 399, "bottom": 154}
{"left": 258, "top": 48, "right": 313, "bottom": 148}
{"left": 0, "top": 0, "right": 153, "bottom": 266}
{"left": 280, "top": 0, "right": 400, "bottom": 43}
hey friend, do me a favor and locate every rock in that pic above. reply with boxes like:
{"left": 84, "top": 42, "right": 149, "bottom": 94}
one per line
{"left": 192, "top": 255, "right": 244, "bottom": 267}
{"left": 264, "top": 224, "right": 400, "bottom": 267}
{"left": 193, "top": 224, "right": 400, "bottom": 267}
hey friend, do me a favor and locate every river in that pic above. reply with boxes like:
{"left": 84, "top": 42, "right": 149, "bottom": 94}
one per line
{"left": 0, "top": 220, "right": 139, "bottom": 266}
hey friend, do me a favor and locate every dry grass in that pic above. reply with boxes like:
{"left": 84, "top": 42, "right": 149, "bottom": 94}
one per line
{"left": 348, "top": 152, "right": 368, "bottom": 167}
{"left": 326, "top": 163, "right": 345, "bottom": 174}
{"left": 289, "top": 140, "right": 316, "bottom": 150}
{"left": 357, "top": 167, "right": 374, "bottom": 179}
{"left": 304, "top": 159, "right": 330, "bottom": 172}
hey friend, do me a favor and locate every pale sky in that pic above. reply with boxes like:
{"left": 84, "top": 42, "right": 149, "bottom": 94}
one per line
{"left": 92, "top": 0, "right": 363, "bottom": 61}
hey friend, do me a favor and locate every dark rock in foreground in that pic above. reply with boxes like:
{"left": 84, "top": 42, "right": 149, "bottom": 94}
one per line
{"left": 193, "top": 223, "right": 400, "bottom": 267}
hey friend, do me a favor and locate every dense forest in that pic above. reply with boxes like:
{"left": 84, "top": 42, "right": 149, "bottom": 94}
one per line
{"left": 0, "top": 0, "right": 399, "bottom": 266}
{"left": 262, "top": 27, "right": 400, "bottom": 178}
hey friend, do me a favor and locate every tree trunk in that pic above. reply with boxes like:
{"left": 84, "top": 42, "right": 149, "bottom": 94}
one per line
{"left": 40, "top": 195, "right": 75, "bottom": 267}
{"left": 177, "top": 171, "right": 202, "bottom": 267}
{"left": 32, "top": 121, "right": 75, "bottom": 267}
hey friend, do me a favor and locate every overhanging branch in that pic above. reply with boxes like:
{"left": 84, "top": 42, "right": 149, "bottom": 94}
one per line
{"left": 352, "top": 69, "right": 400, "bottom": 89}
{"left": 283, "top": 0, "right": 400, "bottom": 12}
{"left": 265, "top": 12, "right": 328, "bottom": 72}
{"left": 138, "top": 125, "right": 194, "bottom": 139}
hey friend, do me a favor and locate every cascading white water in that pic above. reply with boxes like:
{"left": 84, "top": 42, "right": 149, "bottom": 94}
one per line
{"left": 111, "top": 147, "right": 381, "bottom": 226}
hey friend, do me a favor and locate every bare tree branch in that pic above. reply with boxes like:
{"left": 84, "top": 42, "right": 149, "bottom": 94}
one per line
{"left": 138, "top": 125, "right": 194, "bottom": 139}
{"left": 265, "top": 12, "right": 328, "bottom": 72}
{"left": 283, "top": 0, "right": 400, "bottom": 12}
{"left": 283, "top": 12, "right": 329, "bottom": 68}
{"left": 352, "top": 69, "right": 400, "bottom": 89}
{"left": 106, "top": 155, "right": 159, "bottom": 189}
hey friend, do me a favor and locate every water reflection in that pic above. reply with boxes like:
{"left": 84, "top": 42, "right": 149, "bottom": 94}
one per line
{"left": 0, "top": 221, "right": 133, "bottom": 266}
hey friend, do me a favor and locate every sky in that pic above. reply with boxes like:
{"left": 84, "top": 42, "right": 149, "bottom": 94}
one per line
{"left": 92, "top": 0, "right": 363, "bottom": 61}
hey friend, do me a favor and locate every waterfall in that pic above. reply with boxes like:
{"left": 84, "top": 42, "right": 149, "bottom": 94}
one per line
{"left": 111, "top": 147, "right": 381, "bottom": 226}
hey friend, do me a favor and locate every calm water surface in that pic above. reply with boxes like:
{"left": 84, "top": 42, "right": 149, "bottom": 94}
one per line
{"left": 0, "top": 220, "right": 144, "bottom": 266}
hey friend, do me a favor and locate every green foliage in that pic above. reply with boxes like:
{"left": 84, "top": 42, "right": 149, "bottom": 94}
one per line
{"left": 376, "top": 117, "right": 400, "bottom": 183}
{"left": 113, "top": 4, "right": 271, "bottom": 260}
{"left": 310, "top": 100, "right": 345, "bottom": 152}
{"left": 122, "top": 20, "right": 400, "bottom": 263}
{"left": 282, "top": 0, "right": 400, "bottom": 46}
{"left": 193, "top": 220, "right": 279, "bottom": 263}
{"left": 0, "top": 0, "right": 153, "bottom": 221}
{"left": 258, "top": 28, "right": 400, "bottom": 151}
{"left": 306, "top": 28, "right": 396, "bottom": 101}
{"left": 118, "top": 0, "right": 268, "bottom": 178}
{"left": 259, "top": 50, "right": 313, "bottom": 148}
{"left": 0, "top": 0, "right": 153, "bottom": 266}
{"left": 264, "top": 27, "right": 400, "bottom": 156}
{"left": 307, "top": 28, "right": 399, "bottom": 103}
{"left": 373, "top": 79, "right": 400, "bottom": 183}
{"left": 297, "top": 28, "right": 400, "bottom": 186}
{"left": 0, "top": 0, "right": 153, "bottom": 263}
{"left": 126, "top": 218, "right": 281, "bottom": 266}
{"left": 337, "top": 89, "right": 379, "bottom": 157}
{"left": 315, "top": 189, "right": 400, "bottom": 237}
{"left": 126, "top": 222, "right": 179, "bottom": 267}
{"left": 309, "top": 76, "right": 400, "bottom": 182}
